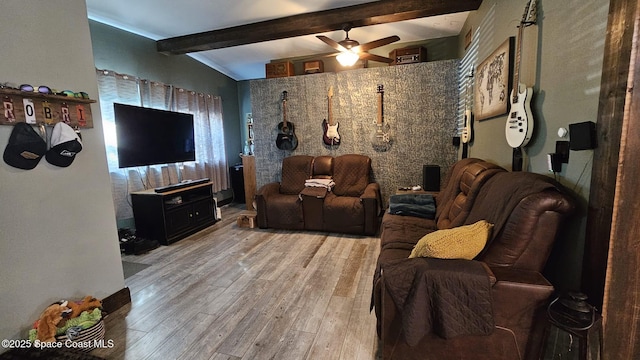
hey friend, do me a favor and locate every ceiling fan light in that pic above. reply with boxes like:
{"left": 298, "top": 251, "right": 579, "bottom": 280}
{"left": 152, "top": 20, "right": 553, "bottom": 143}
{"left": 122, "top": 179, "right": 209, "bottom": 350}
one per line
{"left": 337, "top": 51, "right": 359, "bottom": 67}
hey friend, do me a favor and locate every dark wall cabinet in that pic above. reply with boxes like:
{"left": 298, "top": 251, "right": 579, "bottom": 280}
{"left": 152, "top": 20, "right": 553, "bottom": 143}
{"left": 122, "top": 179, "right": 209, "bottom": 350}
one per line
{"left": 131, "top": 182, "right": 217, "bottom": 245}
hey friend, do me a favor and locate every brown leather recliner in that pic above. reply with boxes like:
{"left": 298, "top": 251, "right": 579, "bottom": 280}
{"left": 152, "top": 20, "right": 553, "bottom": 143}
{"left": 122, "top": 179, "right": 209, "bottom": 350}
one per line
{"left": 256, "top": 154, "right": 382, "bottom": 235}
{"left": 379, "top": 158, "right": 506, "bottom": 251}
{"left": 373, "top": 159, "right": 575, "bottom": 360}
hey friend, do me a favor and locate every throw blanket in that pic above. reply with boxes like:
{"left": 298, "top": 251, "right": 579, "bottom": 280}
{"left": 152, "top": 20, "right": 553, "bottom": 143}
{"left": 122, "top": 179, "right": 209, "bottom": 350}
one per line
{"left": 305, "top": 178, "right": 335, "bottom": 190}
{"left": 464, "top": 172, "right": 557, "bottom": 245}
{"left": 388, "top": 193, "right": 436, "bottom": 219}
{"left": 382, "top": 258, "right": 494, "bottom": 346}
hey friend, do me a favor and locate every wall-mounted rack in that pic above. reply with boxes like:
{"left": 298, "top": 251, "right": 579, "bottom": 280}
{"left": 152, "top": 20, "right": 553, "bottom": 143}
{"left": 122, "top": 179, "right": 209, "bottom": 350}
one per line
{"left": 1, "top": 88, "right": 96, "bottom": 128}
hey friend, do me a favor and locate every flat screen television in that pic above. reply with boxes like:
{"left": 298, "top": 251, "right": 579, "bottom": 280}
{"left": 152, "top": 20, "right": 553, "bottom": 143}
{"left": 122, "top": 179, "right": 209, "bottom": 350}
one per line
{"left": 113, "top": 103, "right": 196, "bottom": 168}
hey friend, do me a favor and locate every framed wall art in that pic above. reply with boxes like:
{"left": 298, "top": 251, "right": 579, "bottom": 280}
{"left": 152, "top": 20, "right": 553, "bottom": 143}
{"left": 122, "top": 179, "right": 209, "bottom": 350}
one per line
{"left": 474, "top": 37, "right": 514, "bottom": 121}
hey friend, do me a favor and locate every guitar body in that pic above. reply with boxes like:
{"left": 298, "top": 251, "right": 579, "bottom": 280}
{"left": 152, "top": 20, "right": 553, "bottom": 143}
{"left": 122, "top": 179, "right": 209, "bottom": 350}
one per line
{"left": 505, "top": 83, "right": 534, "bottom": 148}
{"left": 461, "top": 109, "right": 473, "bottom": 144}
{"left": 371, "top": 123, "right": 392, "bottom": 152}
{"left": 276, "top": 121, "right": 298, "bottom": 150}
{"left": 322, "top": 119, "right": 340, "bottom": 145}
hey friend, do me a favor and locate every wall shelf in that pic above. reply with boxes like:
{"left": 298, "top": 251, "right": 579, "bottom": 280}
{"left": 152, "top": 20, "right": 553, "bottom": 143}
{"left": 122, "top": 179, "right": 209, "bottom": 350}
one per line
{"left": 1, "top": 88, "right": 96, "bottom": 128}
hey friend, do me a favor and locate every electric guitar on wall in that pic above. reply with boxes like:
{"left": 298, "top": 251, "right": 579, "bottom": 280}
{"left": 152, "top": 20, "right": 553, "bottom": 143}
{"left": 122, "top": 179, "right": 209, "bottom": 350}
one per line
{"left": 322, "top": 86, "right": 340, "bottom": 146}
{"left": 505, "top": 0, "right": 537, "bottom": 148}
{"left": 461, "top": 70, "right": 474, "bottom": 159}
{"left": 371, "top": 84, "right": 392, "bottom": 152}
{"left": 276, "top": 90, "right": 298, "bottom": 150}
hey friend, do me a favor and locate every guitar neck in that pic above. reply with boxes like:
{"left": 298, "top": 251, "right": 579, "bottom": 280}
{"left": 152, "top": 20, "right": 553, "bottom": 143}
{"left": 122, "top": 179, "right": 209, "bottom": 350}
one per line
{"left": 327, "top": 96, "right": 333, "bottom": 126}
{"left": 513, "top": 0, "right": 536, "bottom": 99}
{"left": 282, "top": 98, "right": 288, "bottom": 126}
{"left": 513, "top": 25, "right": 524, "bottom": 91}
{"left": 377, "top": 91, "right": 383, "bottom": 125}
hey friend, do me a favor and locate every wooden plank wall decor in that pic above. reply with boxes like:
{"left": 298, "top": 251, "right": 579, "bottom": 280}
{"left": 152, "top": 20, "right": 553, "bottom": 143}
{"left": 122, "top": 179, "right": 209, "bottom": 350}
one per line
{"left": 1, "top": 88, "right": 95, "bottom": 128}
{"left": 249, "top": 60, "right": 459, "bottom": 205}
{"left": 601, "top": 1, "right": 640, "bottom": 358}
{"left": 581, "top": 0, "right": 636, "bottom": 311}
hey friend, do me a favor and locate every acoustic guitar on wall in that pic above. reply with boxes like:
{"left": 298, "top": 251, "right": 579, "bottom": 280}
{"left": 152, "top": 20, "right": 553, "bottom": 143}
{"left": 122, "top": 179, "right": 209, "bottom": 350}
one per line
{"left": 322, "top": 86, "right": 340, "bottom": 146}
{"left": 371, "top": 84, "right": 392, "bottom": 152}
{"left": 276, "top": 90, "right": 298, "bottom": 150}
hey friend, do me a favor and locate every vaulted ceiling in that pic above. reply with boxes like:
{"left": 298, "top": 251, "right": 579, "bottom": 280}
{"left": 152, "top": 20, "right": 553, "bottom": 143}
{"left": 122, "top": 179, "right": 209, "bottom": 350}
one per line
{"left": 86, "top": 0, "right": 481, "bottom": 80}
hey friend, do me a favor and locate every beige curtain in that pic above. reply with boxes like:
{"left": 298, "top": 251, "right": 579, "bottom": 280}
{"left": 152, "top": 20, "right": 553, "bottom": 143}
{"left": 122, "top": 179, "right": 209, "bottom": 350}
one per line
{"left": 96, "top": 69, "right": 228, "bottom": 223}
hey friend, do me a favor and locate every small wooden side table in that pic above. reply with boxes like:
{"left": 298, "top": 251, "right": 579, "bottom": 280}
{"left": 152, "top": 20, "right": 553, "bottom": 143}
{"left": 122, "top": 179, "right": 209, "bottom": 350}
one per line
{"left": 237, "top": 210, "right": 257, "bottom": 228}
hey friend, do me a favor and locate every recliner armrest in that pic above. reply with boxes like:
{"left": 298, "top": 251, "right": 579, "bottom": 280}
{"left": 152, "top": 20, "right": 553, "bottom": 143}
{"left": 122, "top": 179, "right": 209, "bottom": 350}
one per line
{"left": 256, "top": 182, "right": 281, "bottom": 228}
{"left": 360, "top": 182, "right": 382, "bottom": 209}
{"left": 361, "top": 182, "right": 382, "bottom": 235}
{"left": 488, "top": 266, "right": 554, "bottom": 358}
{"left": 490, "top": 266, "right": 552, "bottom": 288}
{"left": 256, "top": 182, "right": 280, "bottom": 198}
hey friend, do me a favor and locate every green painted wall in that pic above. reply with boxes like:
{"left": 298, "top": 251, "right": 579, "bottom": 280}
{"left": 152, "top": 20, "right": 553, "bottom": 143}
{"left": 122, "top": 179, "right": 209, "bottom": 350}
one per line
{"left": 0, "top": 0, "right": 124, "bottom": 343}
{"left": 459, "top": 0, "right": 609, "bottom": 291}
{"left": 89, "top": 21, "right": 243, "bottom": 169}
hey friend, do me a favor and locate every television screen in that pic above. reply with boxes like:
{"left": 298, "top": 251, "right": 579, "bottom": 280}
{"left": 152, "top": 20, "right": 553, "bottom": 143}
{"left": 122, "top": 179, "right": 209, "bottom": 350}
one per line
{"left": 113, "top": 103, "right": 196, "bottom": 168}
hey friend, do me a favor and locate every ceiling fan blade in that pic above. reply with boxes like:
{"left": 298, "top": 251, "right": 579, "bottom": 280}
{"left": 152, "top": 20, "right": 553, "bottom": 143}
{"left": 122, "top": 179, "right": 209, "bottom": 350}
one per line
{"left": 316, "top": 35, "right": 348, "bottom": 53}
{"left": 360, "top": 52, "right": 395, "bottom": 64}
{"left": 358, "top": 35, "right": 400, "bottom": 52}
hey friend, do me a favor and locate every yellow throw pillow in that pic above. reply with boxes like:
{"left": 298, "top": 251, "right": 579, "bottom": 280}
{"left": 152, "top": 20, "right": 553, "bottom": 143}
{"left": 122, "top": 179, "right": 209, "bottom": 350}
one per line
{"left": 409, "top": 220, "right": 494, "bottom": 260}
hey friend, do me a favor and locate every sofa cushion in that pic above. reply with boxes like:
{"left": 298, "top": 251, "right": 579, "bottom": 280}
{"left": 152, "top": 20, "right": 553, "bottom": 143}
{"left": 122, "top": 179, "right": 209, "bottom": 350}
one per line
{"left": 409, "top": 220, "right": 493, "bottom": 260}
{"left": 280, "top": 155, "right": 314, "bottom": 195}
{"left": 380, "top": 212, "right": 436, "bottom": 250}
{"left": 333, "top": 154, "right": 370, "bottom": 196}
{"left": 434, "top": 158, "right": 483, "bottom": 220}
{"left": 312, "top": 155, "right": 333, "bottom": 179}
{"left": 466, "top": 172, "right": 572, "bottom": 269}
{"left": 436, "top": 161, "right": 505, "bottom": 229}
{"left": 265, "top": 194, "right": 305, "bottom": 229}
{"left": 323, "top": 192, "right": 364, "bottom": 233}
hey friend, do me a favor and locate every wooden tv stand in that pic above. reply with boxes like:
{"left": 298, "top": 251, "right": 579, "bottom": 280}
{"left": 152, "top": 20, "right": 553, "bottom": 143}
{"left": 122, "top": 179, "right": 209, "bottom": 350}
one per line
{"left": 131, "top": 181, "right": 217, "bottom": 245}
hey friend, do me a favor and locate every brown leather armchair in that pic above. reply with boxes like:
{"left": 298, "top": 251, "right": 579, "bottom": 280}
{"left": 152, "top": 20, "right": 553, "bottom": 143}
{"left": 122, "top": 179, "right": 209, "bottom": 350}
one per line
{"left": 256, "top": 154, "right": 382, "bottom": 235}
{"left": 373, "top": 159, "right": 575, "bottom": 360}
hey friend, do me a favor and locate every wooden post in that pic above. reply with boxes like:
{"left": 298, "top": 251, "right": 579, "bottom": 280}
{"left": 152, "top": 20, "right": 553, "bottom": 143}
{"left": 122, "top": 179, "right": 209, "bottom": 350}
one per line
{"left": 602, "top": 1, "right": 640, "bottom": 358}
{"left": 241, "top": 155, "right": 257, "bottom": 211}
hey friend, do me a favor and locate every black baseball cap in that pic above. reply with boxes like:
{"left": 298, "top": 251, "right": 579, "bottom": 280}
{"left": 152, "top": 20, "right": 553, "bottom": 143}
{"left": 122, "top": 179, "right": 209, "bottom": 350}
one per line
{"left": 3, "top": 122, "right": 47, "bottom": 170}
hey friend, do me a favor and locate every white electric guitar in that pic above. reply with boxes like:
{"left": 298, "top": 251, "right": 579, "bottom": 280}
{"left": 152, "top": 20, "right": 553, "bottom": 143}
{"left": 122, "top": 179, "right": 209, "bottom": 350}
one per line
{"left": 461, "top": 71, "right": 473, "bottom": 159}
{"left": 505, "top": 0, "right": 537, "bottom": 148}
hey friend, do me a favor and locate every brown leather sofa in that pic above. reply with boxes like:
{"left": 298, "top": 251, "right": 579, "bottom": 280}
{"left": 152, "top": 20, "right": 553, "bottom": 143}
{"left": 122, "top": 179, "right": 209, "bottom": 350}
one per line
{"left": 373, "top": 158, "right": 574, "bottom": 360}
{"left": 256, "top": 154, "right": 382, "bottom": 235}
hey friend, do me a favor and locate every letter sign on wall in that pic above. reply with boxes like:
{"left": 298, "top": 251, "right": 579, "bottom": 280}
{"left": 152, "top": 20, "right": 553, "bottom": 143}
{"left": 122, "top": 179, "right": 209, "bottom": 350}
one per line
{"left": 23, "top": 98, "right": 36, "bottom": 124}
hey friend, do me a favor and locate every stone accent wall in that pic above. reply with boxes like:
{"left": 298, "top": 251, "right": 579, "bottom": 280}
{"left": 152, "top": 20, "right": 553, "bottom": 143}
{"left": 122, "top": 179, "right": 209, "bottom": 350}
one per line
{"left": 249, "top": 60, "right": 459, "bottom": 204}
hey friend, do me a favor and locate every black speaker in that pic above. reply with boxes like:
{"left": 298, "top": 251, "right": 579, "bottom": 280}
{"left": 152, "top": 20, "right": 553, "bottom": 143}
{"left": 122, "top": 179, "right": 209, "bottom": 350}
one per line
{"left": 423, "top": 165, "right": 440, "bottom": 191}
{"left": 569, "top": 121, "right": 597, "bottom": 150}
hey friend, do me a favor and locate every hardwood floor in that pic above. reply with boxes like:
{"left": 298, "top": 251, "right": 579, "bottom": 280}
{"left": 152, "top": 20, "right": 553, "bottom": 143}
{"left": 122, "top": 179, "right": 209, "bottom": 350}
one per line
{"left": 93, "top": 204, "right": 381, "bottom": 360}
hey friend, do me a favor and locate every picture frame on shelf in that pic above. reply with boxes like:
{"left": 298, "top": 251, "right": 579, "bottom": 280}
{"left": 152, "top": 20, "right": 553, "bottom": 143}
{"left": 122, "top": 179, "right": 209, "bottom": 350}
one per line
{"left": 474, "top": 37, "right": 514, "bottom": 121}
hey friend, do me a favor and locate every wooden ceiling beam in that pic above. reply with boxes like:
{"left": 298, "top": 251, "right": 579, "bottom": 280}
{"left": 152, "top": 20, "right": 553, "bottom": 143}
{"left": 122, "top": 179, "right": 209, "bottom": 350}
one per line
{"left": 157, "top": 0, "right": 483, "bottom": 55}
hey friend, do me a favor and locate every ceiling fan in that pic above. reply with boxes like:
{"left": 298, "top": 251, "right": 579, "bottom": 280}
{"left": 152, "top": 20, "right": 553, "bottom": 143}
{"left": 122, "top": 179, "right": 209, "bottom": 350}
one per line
{"left": 316, "top": 24, "right": 400, "bottom": 66}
